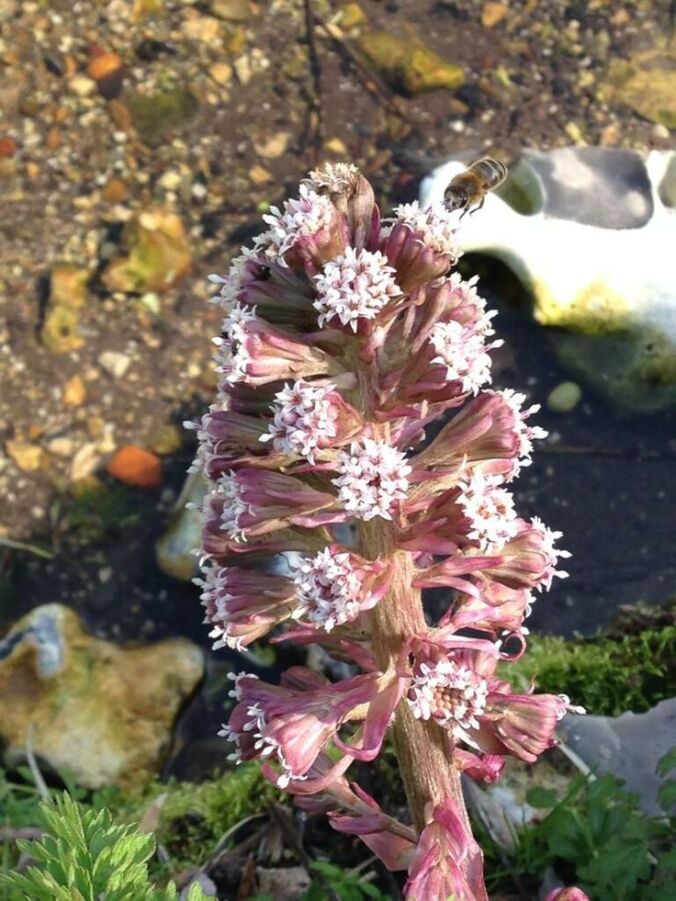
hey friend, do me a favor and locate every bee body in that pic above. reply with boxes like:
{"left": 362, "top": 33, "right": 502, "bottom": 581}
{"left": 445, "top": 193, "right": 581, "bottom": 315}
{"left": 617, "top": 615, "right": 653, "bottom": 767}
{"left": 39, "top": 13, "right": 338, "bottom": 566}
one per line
{"left": 444, "top": 157, "right": 508, "bottom": 216}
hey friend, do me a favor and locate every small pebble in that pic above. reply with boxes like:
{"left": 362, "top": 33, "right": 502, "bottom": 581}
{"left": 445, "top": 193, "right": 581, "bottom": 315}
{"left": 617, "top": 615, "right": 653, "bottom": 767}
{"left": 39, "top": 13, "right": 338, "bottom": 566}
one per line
{"left": 98, "top": 350, "right": 131, "bottom": 378}
{"left": 547, "top": 381, "right": 582, "bottom": 413}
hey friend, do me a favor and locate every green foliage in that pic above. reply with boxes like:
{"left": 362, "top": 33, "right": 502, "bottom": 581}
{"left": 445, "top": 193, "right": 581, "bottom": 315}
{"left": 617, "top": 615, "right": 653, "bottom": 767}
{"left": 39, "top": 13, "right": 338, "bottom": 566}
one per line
{"left": 303, "top": 861, "right": 390, "bottom": 901}
{"left": 0, "top": 766, "right": 45, "bottom": 878}
{"left": 157, "top": 764, "right": 280, "bottom": 867}
{"left": 505, "top": 625, "right": 676, "bottom": 716}
{"left": 62, "top": 481, "right": 141, "bottom": 542}
{"left": 0, "top": 793, "right": 211, "bottom": 901}
{"left": 0, "top": 763, "right": 278, "bottom": 889}
{"left": 481, "top": 748, "right": 676, "bottom": 900}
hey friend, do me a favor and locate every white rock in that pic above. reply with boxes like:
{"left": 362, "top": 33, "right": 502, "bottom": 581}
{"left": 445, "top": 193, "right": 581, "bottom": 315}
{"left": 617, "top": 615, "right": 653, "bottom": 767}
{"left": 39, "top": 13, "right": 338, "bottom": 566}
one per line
{"left": 421, "top": 147, "right": 676, "bottom": 411}
{"left": 98, "top": 350, "right": 131, "bottom": 378}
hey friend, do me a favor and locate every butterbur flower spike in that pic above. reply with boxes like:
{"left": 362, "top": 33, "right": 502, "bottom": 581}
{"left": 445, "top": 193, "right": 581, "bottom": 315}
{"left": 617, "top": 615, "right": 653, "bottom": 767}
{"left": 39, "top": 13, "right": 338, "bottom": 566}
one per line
{"left": 194, "top": 161, "right": 583, "bottom": 899}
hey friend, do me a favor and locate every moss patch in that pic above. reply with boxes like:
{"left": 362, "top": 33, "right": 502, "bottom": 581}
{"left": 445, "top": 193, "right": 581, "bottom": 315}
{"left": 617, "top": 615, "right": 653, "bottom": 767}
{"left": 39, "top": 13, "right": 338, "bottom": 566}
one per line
{"left": 156, "top": 765, "right": 280, "bottom": 867}
{"left": 127, "top": 88, "right": 198, "bottom": 144}
{"left": 506, "top": 612, "right": 676, "bottom": 716}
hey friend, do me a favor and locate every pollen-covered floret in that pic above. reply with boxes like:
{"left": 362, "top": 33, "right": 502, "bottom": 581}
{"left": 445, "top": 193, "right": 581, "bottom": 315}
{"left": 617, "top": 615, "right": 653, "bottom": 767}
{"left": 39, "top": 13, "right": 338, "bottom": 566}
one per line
{"left": 407, "top": 658, "right": 489, "bottom": 740}
{"left": 290, "top": 548, "right": 368, "bottom": 631}
{"left": 457, "top": 471, "right": 518, "bottom": 551}
{"left": 391, "top": 201, "right": 460, "bottom": 257}
{"left": 313, "top": 246, "right": 400, "bottom": 330}
{"left": 258, "top": 184, "right": 337, "bottom": 260}
{"left": 261, "top": 380, "right": 338, "bottom": 461}
{"left": 333, "top": 438, "right": 411, "bottom": 521}
{"left": 429, "top": 320, "right": 495, "bottom": 395}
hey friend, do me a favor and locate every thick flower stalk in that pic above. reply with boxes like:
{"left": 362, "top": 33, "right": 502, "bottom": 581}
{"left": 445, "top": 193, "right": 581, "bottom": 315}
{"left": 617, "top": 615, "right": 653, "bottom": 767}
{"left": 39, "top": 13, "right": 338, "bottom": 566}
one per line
{"left": 191, "top": 162, "right": 586, "bottom": 899}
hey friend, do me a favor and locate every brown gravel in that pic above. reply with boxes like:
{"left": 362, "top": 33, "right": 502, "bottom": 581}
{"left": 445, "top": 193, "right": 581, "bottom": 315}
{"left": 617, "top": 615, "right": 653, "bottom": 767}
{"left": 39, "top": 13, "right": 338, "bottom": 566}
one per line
{"left": 0, "top": 0, "right": 673, "bottom": 636}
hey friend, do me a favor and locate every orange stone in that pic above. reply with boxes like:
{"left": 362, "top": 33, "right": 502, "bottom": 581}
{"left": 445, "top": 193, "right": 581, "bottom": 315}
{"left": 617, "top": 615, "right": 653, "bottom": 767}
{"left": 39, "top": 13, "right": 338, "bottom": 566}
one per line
{"left": 46, "top": 127, "right": 62, "bottom": 151}
{"left": 102, "top": 177, "right": 127, "bottom": 202}
{"left": 106, "top": 445, "right": 162, "bottom": 489}
{"left": 87, "top": 50, "right": 123, "bottom": 82}
{"left": 0, "top": 136, "right": 17, "bottom": 158}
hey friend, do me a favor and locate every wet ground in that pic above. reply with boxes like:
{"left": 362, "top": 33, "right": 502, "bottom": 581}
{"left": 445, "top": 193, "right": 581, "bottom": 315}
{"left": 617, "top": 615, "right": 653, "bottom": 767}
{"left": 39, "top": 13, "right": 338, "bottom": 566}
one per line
{"left": 1, "top": 0, "right": 675, "bottom": 646}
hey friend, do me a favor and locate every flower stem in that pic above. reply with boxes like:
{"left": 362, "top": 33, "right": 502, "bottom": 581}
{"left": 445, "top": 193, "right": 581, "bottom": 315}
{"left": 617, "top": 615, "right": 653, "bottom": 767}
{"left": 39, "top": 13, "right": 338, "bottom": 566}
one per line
{"left": 359, "top": 521, "right": 470, "bottom": 836}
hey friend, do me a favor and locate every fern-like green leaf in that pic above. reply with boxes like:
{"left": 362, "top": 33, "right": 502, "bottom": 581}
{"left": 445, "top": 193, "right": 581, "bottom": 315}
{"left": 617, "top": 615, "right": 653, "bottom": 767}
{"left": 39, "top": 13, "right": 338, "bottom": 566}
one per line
{"left": 0, "top": 793, "right": 213, "bottom": 901}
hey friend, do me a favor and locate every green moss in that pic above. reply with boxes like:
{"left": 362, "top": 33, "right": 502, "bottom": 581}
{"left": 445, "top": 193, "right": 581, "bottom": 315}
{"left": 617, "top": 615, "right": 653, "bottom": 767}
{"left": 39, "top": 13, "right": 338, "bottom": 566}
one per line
{"left": 157, "top": 765, "right": 280, "bottom": 866}
{"left": 65, "top": 482, "right": 141, "bottom": 542}
{"left": 127, "top": 88, "right": 198, "bottom": 144}
{"left": 505, "top": 620, "right": 676, "bottom": 716}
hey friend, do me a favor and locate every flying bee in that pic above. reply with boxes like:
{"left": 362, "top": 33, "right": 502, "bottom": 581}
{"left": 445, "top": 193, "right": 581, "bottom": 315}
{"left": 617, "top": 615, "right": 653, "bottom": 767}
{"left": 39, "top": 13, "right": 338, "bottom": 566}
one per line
{"left": 444, "top": 157, "right": 508, "bottom": 216}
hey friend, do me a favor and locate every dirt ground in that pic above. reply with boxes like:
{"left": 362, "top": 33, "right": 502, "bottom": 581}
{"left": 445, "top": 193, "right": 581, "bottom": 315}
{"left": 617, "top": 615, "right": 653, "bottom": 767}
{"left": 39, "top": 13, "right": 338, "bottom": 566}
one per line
{"left": 1, "top": 0, "right": 674, "bottom": 641}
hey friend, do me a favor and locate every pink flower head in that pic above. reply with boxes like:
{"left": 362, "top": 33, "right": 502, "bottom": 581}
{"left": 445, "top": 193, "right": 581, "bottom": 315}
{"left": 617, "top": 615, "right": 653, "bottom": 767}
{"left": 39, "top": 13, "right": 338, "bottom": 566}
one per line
{"left": 260, "top": 379, "right": 363, "bottom": 462}
{"left": 456, "top": 471, "right": 519, "bottom": 551}
{"left": 381, "top": 201, "right": 460, "bottom": 293}
{"left": 493, "top": 388, "right": 548, "bottom": 476}
{"left": 403, "top": 472, "right": 518, "bottom": 554}
{"left": 445, "top": 581, "right": 535, "bottom": 636}
{"left": 185, "top": 407, "right": 270, "bottom": 477}
{"left": 224, "top": 668, "right": 407, "bottom": 788}
{"left": 404, "top": 801, "right": 487, "bottom": 901}
{"left": 197, "top": 562, "right": 296, "bottom": 649}
{"left": 259, "top": 183, "right": 348, "bottom": 274}
{"left": 407, "top": 273, "right": 496, "bottom": 354}
{"left": 203, "top": 468, "right": 339, "bottom": 544}
{"left": 304, "top": 162, "right": 377, "bottom": 250}
{"left": 412, "top": 388, "right": 546, "bottom": 480}
{"left": 545, "top": 889, "right": 590, "bottom": 901}
{"left": 485, "top": 515, "right": 571, "bottom": 591}
{"left": 289, "top": 545, "right": 391, "bottom": 631}
{"left": 383, "top": 274, "right": 500, "bottom": 415}
{"left": 407, "top": 642, "right": 583, "bottom": 763}
{"left": 481, "top": 688, "right": 582, "bottom": 763}
{"left": 208, "top": 252, "right": 267, "bottom": 310}
{"left": 333, "top": 438, "right": 411, "bottom": 521}
{"left": 407, "top": 653, "right": 490, "bottom": 742}
{"left": 429, "top": 319, "right": 495, "bottom": 396}
{"left": 305, "top": 162, "right": 361, "bottom": 194}
{"left": 313, "top": 246, "right": 401, "bottom": 331}
{"left": 218, "top": 318, "right": 338, "bottom": 388}
{"left": 216, "top": 258, "right": 319, "bottom": 329}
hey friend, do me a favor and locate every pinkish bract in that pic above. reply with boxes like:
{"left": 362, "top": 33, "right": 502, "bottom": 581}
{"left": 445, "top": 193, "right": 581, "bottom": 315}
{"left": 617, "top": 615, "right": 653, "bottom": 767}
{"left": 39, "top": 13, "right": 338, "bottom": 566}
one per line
{"left": 191, "top": 162, "right": 587, "bottom": 900}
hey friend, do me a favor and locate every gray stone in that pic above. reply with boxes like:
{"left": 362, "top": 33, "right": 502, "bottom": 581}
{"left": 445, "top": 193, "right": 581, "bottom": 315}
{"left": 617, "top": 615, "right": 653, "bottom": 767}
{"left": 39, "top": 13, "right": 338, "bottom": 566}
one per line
{"left": 557, "top": 699, "right": 676, "bottom": 815}
{"left": 155, "top": 471, "right": 208, "bottom": 581}
{"left": 508, "top": 147, "right": 654, "bottom": 229}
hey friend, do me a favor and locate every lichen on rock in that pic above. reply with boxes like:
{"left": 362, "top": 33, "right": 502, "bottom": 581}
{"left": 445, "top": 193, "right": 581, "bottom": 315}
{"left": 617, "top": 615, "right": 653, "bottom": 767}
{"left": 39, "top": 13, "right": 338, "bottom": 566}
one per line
{"left": 40, "top": 265, "right": 90, "bottom": 354}
{"left": 102, "top": 207, "right": 192, "bottom": 294}
{"left": 0, "top": 604, "right": 203, "bottom": 789}
{"left": 358, "top": 31, "right": 464, "bottom": 96}
{"left": 601, "top": 46, "right": 676, "bottom": 131}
